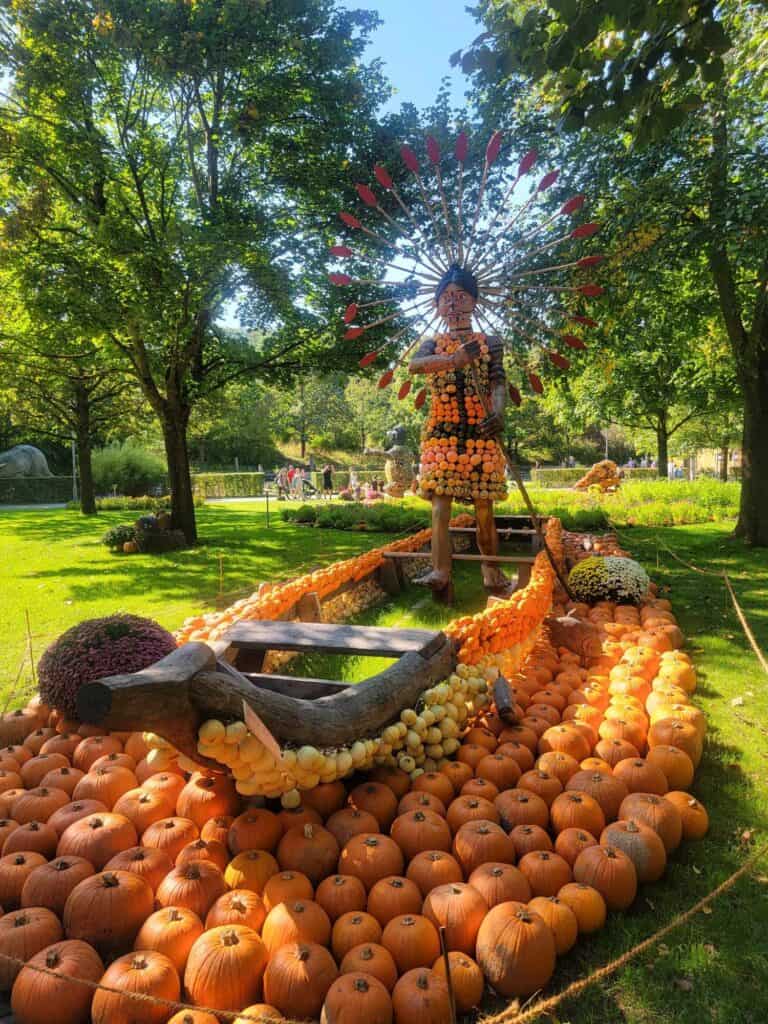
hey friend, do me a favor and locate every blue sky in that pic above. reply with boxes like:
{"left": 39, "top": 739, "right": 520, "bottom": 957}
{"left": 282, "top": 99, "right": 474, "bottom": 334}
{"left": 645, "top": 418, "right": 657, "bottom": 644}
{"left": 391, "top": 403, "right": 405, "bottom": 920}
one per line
{"left": 338, "top": 0, "right": 481, "bottom": 111}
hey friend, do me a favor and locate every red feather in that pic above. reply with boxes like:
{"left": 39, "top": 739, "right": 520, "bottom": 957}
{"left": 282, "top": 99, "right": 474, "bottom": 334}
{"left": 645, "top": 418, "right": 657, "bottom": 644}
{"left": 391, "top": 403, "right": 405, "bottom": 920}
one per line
{"left": 549, "top": 352, "right": 571, "bottom": 370}
{"left": 426, "top": 136, "right": 441, "bottom": 164}
{"left": 378, "top": 369, "right": 394, "bottom": 389}
{"left": 518, "top": 149, "right": 538, "bottom": 176}
{"left": 578, "top": 254, "right": 604, "bottom": 267}
{"left": 486, "top": 130, "right": 503, "bottom": 164}
{"left": 455, "top": 131, "right": 469, "bottom": 162}
{"left": 344, "top": 327, "right": 363, "bottom": 340}
{"left": 343, "top": 303, "right": 358, "bottom": 324}
{"left": 374, "top": 164, "right": 393, "bottom": 189}
{"left": 359, "top": 351, "right": 379, "bottom": 368}
{"left": 401, "top": 144, "right": 420, "bottom": 172}
{"left": 560, "top": 194, "right": 585, "bottom": 216}
{"left": 537, "top": 169, "right": 559, "bottom": 192}
{"left": 528, "top": 372, "right": 544, "bottom": 394}
{"left": 398, "top": 379, "right": 412, "bottom": 400}
{"left": 330, "top": 245, "right": 353, "bottom": 257}
{"left": 329, "top": 272, "right": 352, "bottom": 286}
{"left": 414, "top": 387, "right": 427, "bottom": 409}
{"left": 508, "top": 384, "right": 522, "bottom": 407}
{"left": 339, "top": 211, "right": 362, "bottom": 229}
{"left": 570, "top": 315, "right": 598, "bottom": 327}
{"left": 562, "top": 334, "right": 586, "bottom": 350}
{"left": 571, "top": 222, "right": 601, "bottom": 239}
{"left": 578, "top": 283, "right": 604, "bottom": 297}
{"left": 356, "top": 183, "right": 377, "bottom": 207}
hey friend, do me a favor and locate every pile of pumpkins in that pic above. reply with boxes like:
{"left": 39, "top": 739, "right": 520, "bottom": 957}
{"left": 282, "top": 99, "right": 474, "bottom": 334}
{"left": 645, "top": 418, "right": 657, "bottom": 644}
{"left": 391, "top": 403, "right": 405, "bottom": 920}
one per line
{"left": 0, "top": 593, "right": 707, "bottom": 1023}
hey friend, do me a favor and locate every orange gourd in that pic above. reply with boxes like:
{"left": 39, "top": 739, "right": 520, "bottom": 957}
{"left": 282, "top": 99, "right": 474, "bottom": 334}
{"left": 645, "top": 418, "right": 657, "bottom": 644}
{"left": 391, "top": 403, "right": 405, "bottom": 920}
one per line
{"left": 422, "top": 882, "right": 488, "bottom": 955}
{"left": 105, "top": 846, "right": 174, "bottom": 892}
{"left": 572, "top": 845, "right": 637, "bottom": 911}
{"left": 206, "top": 889, "right": 267, "bottom": 932}
{"left": 156, "top": 861, "right": 228, "bottom": 918}
{"left": 277, "top": 824, "right": 340, "bottom": 886}
{"left": 185, "top": 925, "right": 268, "bottom": 1012}
{"left": 262, "top": 899, "right": 332, "bottom": 954}
{"left": 262, "top": 941, "right": 337, "bottom": 1021}
{"left": 391, "top": 968, "right": 452, "bottom": 1023}
{"left": 381, "top": 914, "right": 441, "bottom": 974}
{"left": 476, "top": 901, "right": 556, "bottom": 996}
{"left": 339, "top": 943, "right": 398, "bottom": 993}
{"left": 405, "top": 850, "right": 463, "bottom": 899}
{"left": 0, "top": 906, "right": 63, "bottom": 989}
{"left": 57, "top": 812, "right": 138, "bottom": 870}
{"left": 63, "top": 869, "right": 154, "bottom": 958}
{"left": 315, "top": 874, "right": 367, "bottom": 922}
{"left": 367, "top": 876, "right": 422, "bottom": 927}
{"left": 331, "top": 911, "right": 383, "bottom": 961}
{"left": 142, "top": 817, "right": 199, "bottom": 861}
{"left": 133, "top": 906, "right": 204, "bottom": 973}
{"left": 338, "top": 834, "right": 404, "bottom": 891}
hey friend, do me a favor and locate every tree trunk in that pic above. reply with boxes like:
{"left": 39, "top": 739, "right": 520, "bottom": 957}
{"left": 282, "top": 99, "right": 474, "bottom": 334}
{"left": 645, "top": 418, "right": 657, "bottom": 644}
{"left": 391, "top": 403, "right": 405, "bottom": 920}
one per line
{"left": 74, "top": 382, "right": 96, "bottom": 515}
{"left": 656, "top": 413, "right": 669, "bottom": 480}
{"left": 719, "top": 445, "right": 728, "bottom": 482}
{"left": 734, "top": 346, "right": 768, "bottom": 544}
{"left": 162, "top": 405, "right": 197, "bottom": 545}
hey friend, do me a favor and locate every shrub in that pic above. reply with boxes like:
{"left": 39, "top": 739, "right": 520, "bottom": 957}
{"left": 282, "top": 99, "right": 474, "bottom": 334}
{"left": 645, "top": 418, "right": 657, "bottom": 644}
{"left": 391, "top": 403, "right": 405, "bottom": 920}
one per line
{"left": 191, "top": 472, "right": 264, "bottom": 498}
{"left": 0, "top": 477, "right": 74, "bottom": 505}
{"left": 284, "top": 501, "right": 428, "bottom": 533}
{"left": 568, "top": 556, "right": 651, "bottom": 605}
{"left": 101, "top": 523, "right": 137, "bottom": 550}
{"left": 92, "top": 442, "right": 166, "bottom": 497}
{"left": 38, "top": 614, "right": 176, "bottom": 717}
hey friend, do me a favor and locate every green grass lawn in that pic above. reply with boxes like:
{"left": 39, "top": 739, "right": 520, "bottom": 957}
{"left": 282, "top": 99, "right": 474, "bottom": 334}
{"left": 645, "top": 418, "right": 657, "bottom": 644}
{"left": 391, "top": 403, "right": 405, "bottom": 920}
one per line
{"left": 1, "top": 503, "right": 766, "bottom": 1021}
{"left": 0, "top": 501, "right": 382, "bottom": 704}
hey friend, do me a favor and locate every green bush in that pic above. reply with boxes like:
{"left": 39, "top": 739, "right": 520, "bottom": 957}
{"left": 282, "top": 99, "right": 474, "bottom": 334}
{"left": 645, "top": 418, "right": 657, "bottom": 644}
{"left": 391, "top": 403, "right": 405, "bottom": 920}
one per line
{"left": 530, "top": 466, "right": 658, "bottom": 487}
{"left": 101, "top": 523, "right": 137, "bottom": 549}
{"left": 68, "top": 495, "right": 205, "bottom": 512}
{"left": 282, "top": 501, "right": 428, "bottom": 533}
{"left": 192, "top": 472, "right": 264, "bottom": 498}
{"left": 0, "top": 477, "right": 74, "bottom": 504}
{"left": 92, "top": 442, "right": 166, "bottom": 497}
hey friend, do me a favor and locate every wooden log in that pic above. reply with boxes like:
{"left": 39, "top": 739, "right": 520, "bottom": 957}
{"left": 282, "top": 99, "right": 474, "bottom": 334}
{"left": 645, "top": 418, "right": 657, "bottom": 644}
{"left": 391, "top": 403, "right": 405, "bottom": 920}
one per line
{"left": 493, "top": 676, "right": 518, "bottom": 724}
{"left": 376, "top": 558, "right": 403, "bottom": 596}
{"left": 382, "top": 551, "right": 536, "bottom": 564}
{"left": 76, "top": 638, "right": 457, "bottom": 751}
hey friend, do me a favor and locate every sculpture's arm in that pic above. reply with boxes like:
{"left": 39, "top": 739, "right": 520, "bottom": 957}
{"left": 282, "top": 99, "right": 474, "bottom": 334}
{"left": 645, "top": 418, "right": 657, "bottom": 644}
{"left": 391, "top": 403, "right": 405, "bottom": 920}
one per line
{"left": 409, "top": 336, "right": 479, "bottom": 375}
{"left": 363, "top": 446, "right": 386, "bottom": 456}
{"left": 478, "top": 335, "right": 507, "bottom": 438}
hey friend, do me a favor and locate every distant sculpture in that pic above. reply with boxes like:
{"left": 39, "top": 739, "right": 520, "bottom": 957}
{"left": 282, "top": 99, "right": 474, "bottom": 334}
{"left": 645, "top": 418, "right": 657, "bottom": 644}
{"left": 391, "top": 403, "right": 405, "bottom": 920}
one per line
{"left": 364, "top": 425, "right": 416, "bottom": 498}
{"left": 573, "top": 459, "right": 622, "bottom": 492}
{"left": 0, "top": 445, "right": 53, "bottom": 478}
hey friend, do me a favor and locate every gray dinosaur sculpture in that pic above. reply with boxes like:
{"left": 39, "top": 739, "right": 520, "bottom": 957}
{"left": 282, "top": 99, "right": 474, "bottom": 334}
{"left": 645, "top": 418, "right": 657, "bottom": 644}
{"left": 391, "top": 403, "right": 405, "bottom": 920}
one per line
{"left": 0, "top": 445, "right": 54, "bottom": 478}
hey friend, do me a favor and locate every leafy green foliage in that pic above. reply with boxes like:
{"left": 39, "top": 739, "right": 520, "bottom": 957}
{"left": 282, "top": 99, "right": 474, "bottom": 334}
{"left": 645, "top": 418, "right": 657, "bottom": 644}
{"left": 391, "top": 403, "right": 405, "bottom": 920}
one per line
{"left": 101, "top": 523, "right": 137, "bottom": 550}
{"left": 281, "top": 501, "right": 429, "bottom": 533}
{"left": 92, "top": 442, "right": 166, "bottom": 497}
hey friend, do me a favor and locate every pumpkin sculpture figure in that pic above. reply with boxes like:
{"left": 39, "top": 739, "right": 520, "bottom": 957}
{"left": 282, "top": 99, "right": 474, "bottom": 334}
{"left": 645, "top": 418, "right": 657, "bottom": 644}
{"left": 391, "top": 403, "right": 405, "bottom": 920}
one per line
{"left": 409, "top": 265, "right": 510, "bottom": 594}
{"left": 328, "top": 131, "right": 605, "bottom": 599}
{"left": 363, "top": 424, "right": 417, "bottom": 498}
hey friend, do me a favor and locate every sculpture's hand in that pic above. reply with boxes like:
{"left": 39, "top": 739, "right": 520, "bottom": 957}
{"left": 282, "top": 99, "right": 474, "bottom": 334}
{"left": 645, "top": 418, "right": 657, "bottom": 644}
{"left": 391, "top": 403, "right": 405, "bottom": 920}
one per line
{"left": 478, "top": 411, "right": 504, "bottom": 438}
{"left": 452, "top": 339, "right": 481, "bottom": 370}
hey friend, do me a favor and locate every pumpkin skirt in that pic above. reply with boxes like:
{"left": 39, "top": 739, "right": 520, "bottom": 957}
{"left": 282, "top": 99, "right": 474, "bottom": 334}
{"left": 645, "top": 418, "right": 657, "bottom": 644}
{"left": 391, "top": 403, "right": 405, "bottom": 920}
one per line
{"left": 418, "top": 436, "right": 507, "bottom": 504}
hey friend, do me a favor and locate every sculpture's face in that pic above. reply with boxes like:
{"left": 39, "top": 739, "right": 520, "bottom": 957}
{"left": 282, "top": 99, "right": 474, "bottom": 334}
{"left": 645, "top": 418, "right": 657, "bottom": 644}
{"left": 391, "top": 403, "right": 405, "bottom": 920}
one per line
{"left": 436, "top": 283, "right": 476, "bottom": 319}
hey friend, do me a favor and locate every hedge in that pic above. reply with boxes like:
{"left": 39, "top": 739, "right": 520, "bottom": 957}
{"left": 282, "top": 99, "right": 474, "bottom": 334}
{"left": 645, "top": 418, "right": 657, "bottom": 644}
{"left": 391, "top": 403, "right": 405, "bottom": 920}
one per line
{"left": 0, "top": 476, "right": 74, "bottom": 504}
{"left": 530, "top": 467, "right": 659, "bottom": 487}
{"left": 309, "top": 470, "right": 382, "bottom": 491}
{"left": 191, "top": 472, "right": 264, "bottom": 498}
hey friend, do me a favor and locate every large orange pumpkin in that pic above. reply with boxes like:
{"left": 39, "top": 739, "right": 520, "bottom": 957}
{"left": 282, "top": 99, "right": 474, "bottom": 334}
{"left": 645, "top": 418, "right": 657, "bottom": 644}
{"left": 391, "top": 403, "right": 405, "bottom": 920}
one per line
{"left": 10, "top": 939, "right": 104, "bottom": 1024}
{"left": 339, "top": 943, "right": 398, "bottom": 993}
{"left": 57, "top": 812, "right": 138, "bottom": 870}
{"left": 405, "top": 851, "right": 463, "bottom": 899}
{"left": 600, "top": 820, "right": 667, "bottom": 883}
{"left": 422, "top": 882, "right": 488, "bottom": 955}
{"left": 381, "top": 914, "right": 441, "bottom": 974}
{"left": 3, "top": 820, "right": 58, "bottom": 859}
{"left": 331, "top": 911, "right": 383, "bottom": 962}
{"left": 0, "top": 906, "right": 63, "bottom": 989}
{"left": 20, "top": 855, "right": 94, "bottom": 915}
{"left": 262, "top": 941, "right": 338, "bottom": 1020}
{"left": 276, "top": 824, "right": 340, "bottom": 886}
{"left": 326, "top": 808, "right": 381, "bottom": 848}
{"left": 348, "top": 783, "right": 399, "bottom": 830}
{"left": 112, "top": 787, "right": 175, "bottom": 833}
{"left": 367, "top": 876, "right": 422, "bottom": 927}
{"left": 557, "top": 882, "right": 607, "bottom": 934}
{"left": 262, "top": 899, "right": 332, "bottom": 954}
{"left": 528, "top": 896, "right": 578, "bottom": 954}
{"left": 618, "top": 793, "right": 683, "bottom": 853}
{"left": 133, "top": 906, "right": 204, "bottom": 973}
{"left": 206, "top": 889, "right": 267, "bottom": 933}
{"left": 228, "top": 809, "right": 283, "bottom": 855}
{"left": 663, "top": 792, "right": 709, "bottom": 840}
{"left": 321, "top": 971, "right": 393, "bottom": 1024}
{"left": 475, "top": 901, "right": 556, "bottom": 996}
{"left": 572, "top": 845, "right": 637, "bottom": 911}
{"left": 315, "top": 874, "right": 367, "bottom": 922}
{"left": 71, "top": 766, "right": 137, "bottom": 808}
{"left": 338, "top": 834, "right": 404, "bottom": 891}
{"left": 155, "top": 861, "right": 228, "bottom": 919}
{"left": 142, "top": 817, "right": 199, "bottom": 861}
{"left": 390, "top": 810, "right": 452, "bottom": 861}
{"left": 452, "top": 819, "right": 516, "bottom": 876}
{"left": 175, "top": 773, "right": 239, "bottom": 828}
{"left": 104, "top": 846, "right": 174, "bottom": 892}
{"left": 467, "top": 862, "right": 531, "bottom": 907}
{"left": 63, "top": 869, "right": 154, "bottom": 958}
{"left": 185, "top": 925, "right": 268, "bottom": 1012}
{"left": 90, "top": 950, "right": 180, "bottom": 1024}
{"left": 391, "top": 968, "right": 452, "bottom": 1024}
{"left": 431, "top": 951, "right": 484, "bottom": 1014}
{"left": 0, "top": 851, "right": 47, "bottom": 910}
{"left": 47, "top": 800, "right": 108, "bottom": 838}
{"left": 517, "top": 850, "right": 572, "bottom": 898}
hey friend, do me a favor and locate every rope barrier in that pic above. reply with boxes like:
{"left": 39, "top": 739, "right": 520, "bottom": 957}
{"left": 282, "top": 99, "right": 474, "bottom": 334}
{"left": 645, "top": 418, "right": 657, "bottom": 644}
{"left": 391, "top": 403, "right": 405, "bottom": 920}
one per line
{"left": 481, "top": 840, "right": 768, "bottom": 1024}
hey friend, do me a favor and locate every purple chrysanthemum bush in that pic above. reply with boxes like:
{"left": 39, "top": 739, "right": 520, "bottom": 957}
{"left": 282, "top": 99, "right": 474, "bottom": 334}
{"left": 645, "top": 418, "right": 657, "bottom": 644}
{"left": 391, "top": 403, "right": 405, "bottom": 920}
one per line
{"left": 38, "top": 614, "right": 176, "bottom": 718}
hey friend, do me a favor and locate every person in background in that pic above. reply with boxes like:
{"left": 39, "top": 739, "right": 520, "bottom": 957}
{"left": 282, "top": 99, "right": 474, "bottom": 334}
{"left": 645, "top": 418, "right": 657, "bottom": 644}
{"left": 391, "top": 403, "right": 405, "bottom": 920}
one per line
{"left": 322, "top": 463, "right": 333, "bottom": 500}
{"left": 287, "top": 464, "right": 296, "bottom": 494}
{"left": 668, "top": 460, "right": 676, "bottom": 481}
{"left": 276, "top": 466, "right": 289, "bottom": 499}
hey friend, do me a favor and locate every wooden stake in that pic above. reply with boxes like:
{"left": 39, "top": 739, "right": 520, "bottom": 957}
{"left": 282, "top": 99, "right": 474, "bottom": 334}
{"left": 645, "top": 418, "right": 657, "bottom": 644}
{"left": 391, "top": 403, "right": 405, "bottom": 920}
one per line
{"left": 24, "top": 609, "right": 36, "bottom": 687}
{"left": 439, "top": 926, "right": 457, "bottom": 1024}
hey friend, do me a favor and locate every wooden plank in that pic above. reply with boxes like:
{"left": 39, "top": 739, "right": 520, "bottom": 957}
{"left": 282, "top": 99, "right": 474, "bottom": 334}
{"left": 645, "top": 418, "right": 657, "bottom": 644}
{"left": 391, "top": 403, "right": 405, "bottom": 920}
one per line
{"left": 382, "top": 551, "right": 536, "bottom": 564}
{"left": 246, "top": 673, "right": 351, "bottom": 700}
{"left": 449, "top": 527, "right": 537, "bottom": 536}
{"left": 226, "top": 620, "right": 445, "bottom": 658}
{"left": 296, "top": 592, "right": 322, "bottom": 623}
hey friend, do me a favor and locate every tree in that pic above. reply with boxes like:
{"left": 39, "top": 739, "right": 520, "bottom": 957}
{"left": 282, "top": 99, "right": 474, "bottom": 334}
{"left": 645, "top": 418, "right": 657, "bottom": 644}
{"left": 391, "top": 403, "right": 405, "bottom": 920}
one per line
{"left": 463, "top": 1, "right": 768, "bottom": 541}
{"left": 0, "top": 0, "right": 394, "bottom": 543}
